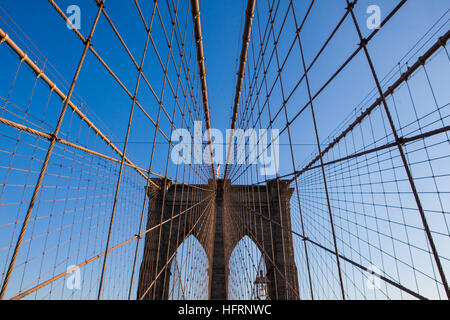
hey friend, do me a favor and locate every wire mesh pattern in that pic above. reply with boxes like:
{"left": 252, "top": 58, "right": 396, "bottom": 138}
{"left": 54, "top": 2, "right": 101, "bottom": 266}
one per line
{"left": 0, "top": 0, "right": 213, "bottom": 300}
{"left": 224, "top": 0, "right": 450, "bottom": 300}
{"left": 0, "top": 0, "right": 449, "bottom": 300}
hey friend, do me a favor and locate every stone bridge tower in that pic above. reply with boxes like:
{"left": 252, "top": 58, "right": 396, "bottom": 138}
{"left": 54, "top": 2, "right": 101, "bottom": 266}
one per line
{"left": 137, "top": 179, "right": 299, "bottom": 300}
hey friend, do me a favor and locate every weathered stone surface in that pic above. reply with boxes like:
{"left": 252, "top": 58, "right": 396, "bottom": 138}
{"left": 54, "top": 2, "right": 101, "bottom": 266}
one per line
{"left": 137, "top": 178, "right": 299, "bottom": 300}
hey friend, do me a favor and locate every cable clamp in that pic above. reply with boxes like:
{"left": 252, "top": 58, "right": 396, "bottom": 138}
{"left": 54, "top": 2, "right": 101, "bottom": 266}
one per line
{"left": 0, "top": 32, "right": 8, "bottom": 44}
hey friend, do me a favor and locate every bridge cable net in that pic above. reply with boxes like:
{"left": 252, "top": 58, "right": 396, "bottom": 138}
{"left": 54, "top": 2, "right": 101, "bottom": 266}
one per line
{"left": 224, "top": 0, "right": 450, "bottom": 300}
{"left": 0, "top": 0, "right": 214, "bottom": 300}
{"left": 0, "top": 0, "right": 448, "bottom": 301}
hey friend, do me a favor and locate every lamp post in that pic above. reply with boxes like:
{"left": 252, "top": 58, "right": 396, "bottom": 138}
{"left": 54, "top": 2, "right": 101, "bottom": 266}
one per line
{"left": 254, "top": 270, "right": 270, "bottom": 300}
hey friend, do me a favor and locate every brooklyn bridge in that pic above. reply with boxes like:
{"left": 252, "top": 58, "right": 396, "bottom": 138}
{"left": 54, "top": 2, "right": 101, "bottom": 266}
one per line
{"left": 0, "top": 0, "right": 449, "bottom": 300}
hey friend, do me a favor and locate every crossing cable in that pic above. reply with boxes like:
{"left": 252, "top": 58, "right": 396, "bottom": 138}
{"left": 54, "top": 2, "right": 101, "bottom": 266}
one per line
{"left": 47, "top": 0, "right": 209, "bottom": 184}
{"left": 344, "top": 0, "right": 449, "bottom": 299}
{"left": 0, "top": 27, "right": 157, "bottom": 187}
{"left": 243, "top": 204, "right": 428, "bottom": 300}
{"left": 8, "top": 192, "right": 213, "bottom": 300}
{"left": 190, "top": 0, "right": 216, "bottom": 186}
{"left": 228, "top": 0, "right": 409, "bottom": 183}
{"left": 288, "top": 30, "right": 450, "bottom": 184}
{"left": 0, "top": 2, "right": 107, "bottom": 299}
{"left": 223, "top": 0, "right": 256, "bottom": 180}
{"left": 138, "top": 195, "right": 215, "bottom": 300}
{"left": 96, "top": 0, "right": 158, "bottom": 299}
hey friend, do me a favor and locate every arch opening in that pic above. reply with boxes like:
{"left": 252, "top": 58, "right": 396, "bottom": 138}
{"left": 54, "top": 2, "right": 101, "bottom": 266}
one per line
{"left": 227, "top": 236, "right": 267, "bottom": 300}
{"left": 168, "top": 235, "right": 209, "bottom": 300}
